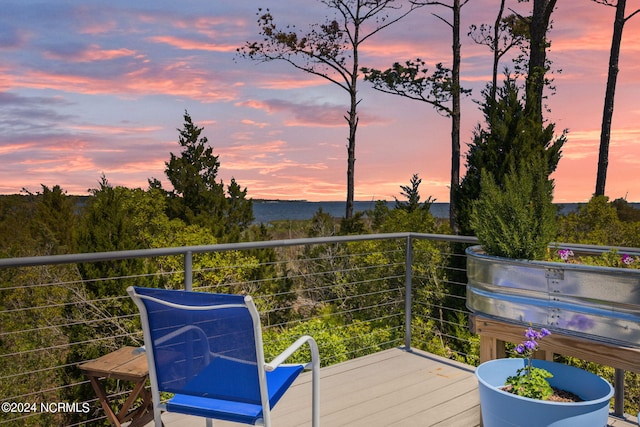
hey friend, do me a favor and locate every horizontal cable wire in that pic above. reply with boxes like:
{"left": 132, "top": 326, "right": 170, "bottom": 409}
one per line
{"left": 0, "top": 234, "right": 476, "bottom": 426}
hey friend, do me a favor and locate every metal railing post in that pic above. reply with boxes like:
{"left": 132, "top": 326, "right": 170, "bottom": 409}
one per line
{"left": 404, "top": 235, "right": 413, "bottom": 351}
{"left": 184, "top": 251, "right": 193, "bottom": 291}
{"left": 614, "top": 368, "right": 624, "bottom": 417}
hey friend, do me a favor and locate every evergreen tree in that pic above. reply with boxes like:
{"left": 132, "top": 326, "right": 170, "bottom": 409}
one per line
{"left": 65, "top": 178, "right": 172, "bottom": 422}
{"left": 524, "top": 0, "right": 558, "bottom": 122}
{"left": 0, "top": 189, "right": 78, "bottom": 425}
{"left": 307, "top": 208, "right": 336, "bottom": 238}
{"left": 394, "top": 174, "right": 434, "bottom": 213}
{"left": 152, "top": 111, "right": 253, "bottom": 240}
{"left": 225, "top": 177, "right": 254, "bottom": 241}
{"left": 612, "top": 197, "right": 640, "bottom": 222}
{"left": 1, "top": 186, "right": 77, "bottom": 257}
{"left": 163, "top": 111, "right": 226, "bottom": 233}
{"left": 471, "top": 159, "right": 557, "bottom": 260}
{"left": 370, "top": 200, "right": 391, "bottom": 231}
{"left": 32, "top": 185, "right": 78, "bottom": 253}
{"left": 456, "top": 76, "right": 564, "bottom": 235}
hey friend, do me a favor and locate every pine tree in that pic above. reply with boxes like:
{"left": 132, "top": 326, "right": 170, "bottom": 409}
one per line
{"left": 395, "top": 174, "right": 434, "bottom": 213}
{"left": 456, "top": 76, "right": 564, "bottom": 235}
{"left": 224, "top": 178, "right": 254, "bottom": 241}
{"left": 163, "top": 111, "right": 226, "bottom": 233}
{"left": 152, "top": 111, "right": 253, "bottom": 240}
{"left": 33, "top": 185, "right": 78, "bottom": 253}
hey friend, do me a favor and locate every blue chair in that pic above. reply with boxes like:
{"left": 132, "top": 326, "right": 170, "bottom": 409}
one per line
{"left": 128, "top": 286, "right": 320, "bottom": 427}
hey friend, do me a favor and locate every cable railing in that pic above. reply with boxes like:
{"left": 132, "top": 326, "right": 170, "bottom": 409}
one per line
{"left": 5, "top": 233, "right": 640, "bottom": 424}
{"left": 1, "top": 232, "right": 479, "bottom": 426}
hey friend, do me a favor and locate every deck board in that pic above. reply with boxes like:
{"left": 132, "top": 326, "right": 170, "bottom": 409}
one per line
{"left": 145, "top": 348, "right": 638, "bottom": 427}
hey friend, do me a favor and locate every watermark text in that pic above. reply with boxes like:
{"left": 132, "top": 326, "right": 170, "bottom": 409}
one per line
{"left": 1, "top": 401, "right": 90, "bottom": 414}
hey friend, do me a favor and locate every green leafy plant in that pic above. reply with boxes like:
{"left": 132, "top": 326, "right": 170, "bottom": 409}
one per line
{"left": 504, "top": 327, "right": 554, "bottom": 400}
{"left": 471, "top": 160, "right": 557, "bottom": 260}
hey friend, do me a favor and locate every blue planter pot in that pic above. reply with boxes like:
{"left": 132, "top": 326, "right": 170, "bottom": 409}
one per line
{"left": 476, "top": 358, "right": 614, "bottom": 427}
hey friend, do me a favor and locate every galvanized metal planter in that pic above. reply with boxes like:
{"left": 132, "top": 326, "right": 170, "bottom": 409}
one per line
{"left": 466, "top": 245, "right": 640, "bottom": 347}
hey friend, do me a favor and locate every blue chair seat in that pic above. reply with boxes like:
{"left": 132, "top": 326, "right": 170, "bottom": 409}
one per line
{"left": 167, "top": 361, "right": 303, "bottom": 424}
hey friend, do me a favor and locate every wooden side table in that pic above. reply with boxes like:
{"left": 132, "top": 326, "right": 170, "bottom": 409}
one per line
{"left": 80, "top": 346, "right": 155, "bottom": 427}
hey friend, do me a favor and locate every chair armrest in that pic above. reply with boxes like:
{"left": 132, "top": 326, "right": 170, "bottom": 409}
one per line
{"left": 265, "top": 335, "right": 320, "bottom": 372}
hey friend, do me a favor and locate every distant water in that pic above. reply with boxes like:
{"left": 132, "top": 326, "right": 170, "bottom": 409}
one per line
{"left": 254, "top": 201, "right": 451, "bottom": 223}
{"left": 252, "top": 200, "right": 640, "bottom": 224}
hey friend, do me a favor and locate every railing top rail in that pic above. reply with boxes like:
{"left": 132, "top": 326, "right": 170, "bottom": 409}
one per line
{"left": 5, "top": 230, "right": 640, "bottom": 269}
{"left": 6, "top": 231, "right": 640, "bottom": 270}
{"left": 0, "top": 233, "right": 478, "bottom": 269}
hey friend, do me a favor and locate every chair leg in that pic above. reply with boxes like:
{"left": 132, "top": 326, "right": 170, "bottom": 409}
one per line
{"left": 312, "top": 365, "right": 320, "bottom": 427}
{"left": 154, "top": 409, "right": 163, "bottom": 427}
{"left": 206, "top": 419, "right": 213, "bottom": 427}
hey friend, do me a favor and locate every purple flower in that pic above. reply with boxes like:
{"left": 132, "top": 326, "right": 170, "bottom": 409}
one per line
{"left": 622, "top": 254, "right": 635, "bottom": 265}
{"left": 515, "top": 327, "right": 550, "bottom": 358}
{"left": 558, "top": 249, "right": 574, "bottom": 262}
{"left": 524, "top": 327, "right": 537, "bottom": 340}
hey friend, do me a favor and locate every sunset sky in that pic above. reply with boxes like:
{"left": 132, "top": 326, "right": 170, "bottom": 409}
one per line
{"left": 1, "top": 0, "right": 639, "bottom": 203}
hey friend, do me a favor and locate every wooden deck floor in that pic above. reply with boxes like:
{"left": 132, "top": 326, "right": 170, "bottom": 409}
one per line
{"left": 146, "top": 348, "right": 638, "bottom": 427}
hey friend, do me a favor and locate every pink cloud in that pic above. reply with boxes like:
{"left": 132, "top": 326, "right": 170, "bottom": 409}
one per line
{"left": 148, "top": 35, "right": 238, "bottom": 52}
{"left": 0, "top": 140, "right": 34, "bottom": 152}
{"left": 43, "top": 44, "right": 138, "bottom": 62}
{"left": 8, "top": 65, "right": 239, "bottom": 102}
{"left": 236, "top": 98, "right": 391, "bottom": 127}
{"left": 22, "top": 153, "right": 97, "bottom": 172}
{"left": 241, "top": 119, "right": 270, "bottom": 128}
{"left": 77, "top": 20, "right": 119, "bottom": 36}
{"left": 61, "top": 123, "right": 162, "bottom": 136}
{"left": 216, "top": 139, "right": 330, "bottom": 177}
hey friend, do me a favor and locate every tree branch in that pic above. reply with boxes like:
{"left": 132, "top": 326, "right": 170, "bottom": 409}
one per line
{"left": 625, "top": 8, "right": 640, "bottom": 21}
{"left": 592, "top": 0, "right": 616, "bottom": 6}
{"left": 359, "top": 2, "right": 426, "bottom": 44}
{"left": 432, "top": 12, "right": 453, "bottom": 28}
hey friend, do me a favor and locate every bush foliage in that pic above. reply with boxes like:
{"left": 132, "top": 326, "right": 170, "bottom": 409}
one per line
{"left": 471, "top": 162, "right": 557, "bottom": 260}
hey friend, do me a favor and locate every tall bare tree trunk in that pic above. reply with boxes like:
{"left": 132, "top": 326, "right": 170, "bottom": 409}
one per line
{"left": 449, "top": 0, "right": 461, "bottom": 233}
{"left": 490, "top": 0, "right": 507, "bottom": 102}
{"left": 240, "top": 1, "right": 422, "bottom": 221}
{"left": 346, "top": 84, "right": 359, "bottom": 219}
{"left": 345, "top": 8, "right": 361, "bottom": 220}
{"left": 525, "top": 0, "right": 557, "bottom": 123}
{"left": 596, "top": 0, "right": 627, "bottom": 196}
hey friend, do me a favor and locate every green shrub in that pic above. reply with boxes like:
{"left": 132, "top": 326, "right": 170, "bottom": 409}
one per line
{"left": 557, "top": 195, "right": 640, "bottom": 247}
{"left": 471, "top": 162, "right": 556, "bottom": 260}
{"left": 262, "top": 318, "right": 393, "bottom": 367}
